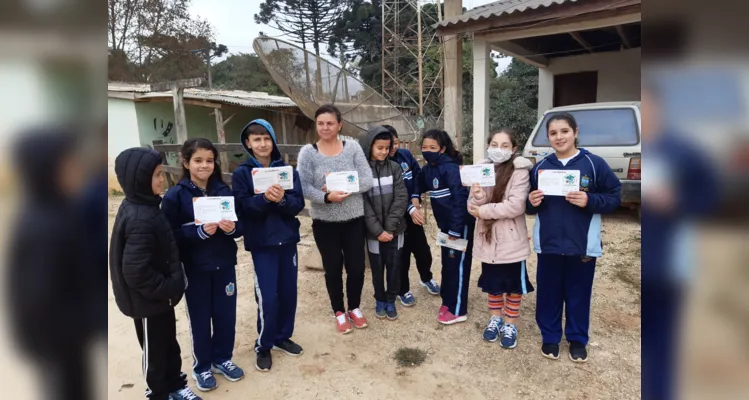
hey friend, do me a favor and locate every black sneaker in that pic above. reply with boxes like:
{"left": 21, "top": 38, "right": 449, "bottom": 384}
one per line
{"left": 272, "top": 339, "right": 303, "bottom": 356}
{"left": 255, "top": 350, "right": 272, "bottom": 372}
{"left": 541, "top": 343, "right": 560, "bottom": 360}
{"left": 568, "top": 341, "right": 588, "bottom": 363}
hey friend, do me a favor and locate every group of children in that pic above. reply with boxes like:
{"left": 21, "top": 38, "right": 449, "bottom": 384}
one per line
{"left": 110, "top": 103, "right": 621, "bottom": 399}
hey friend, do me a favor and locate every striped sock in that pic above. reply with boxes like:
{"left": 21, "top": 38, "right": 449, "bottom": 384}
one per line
{"left": 488, "top": 294, "right": 504, "bottom": 316}
{"left": 504, "top": 294, "right": 522, "bottom": 320}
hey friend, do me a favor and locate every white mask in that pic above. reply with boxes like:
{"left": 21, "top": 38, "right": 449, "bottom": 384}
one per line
{"left": 487, "top": 147, "right": 512, "bottom": 163}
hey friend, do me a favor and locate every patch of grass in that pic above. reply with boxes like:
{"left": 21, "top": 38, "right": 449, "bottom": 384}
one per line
{"left": 394, "top": 347, "right": 427, "bottom": 367}
{"left": 632, "top": 233, "right": 641, "bottom": 242}
{"left": 474, "top": 321, "right": 482, "bottom": 331}
{"left": 110, "top": 189, "right": 124, "bottom": 196}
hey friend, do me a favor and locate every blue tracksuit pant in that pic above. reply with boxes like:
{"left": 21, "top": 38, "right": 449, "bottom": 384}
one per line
{"left": 535, "top": 254, "right": 597, "bottom": 345}
{"left": 440, "top": 221, "right": 475, "bottom": 317}
{"left": 251, "top": 243, "right": 298, "bottom": 352}
{"left": 184, "top": 267, "right": 237, "bottom": 374}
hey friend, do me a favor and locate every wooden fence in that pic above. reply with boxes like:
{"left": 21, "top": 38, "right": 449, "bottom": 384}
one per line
{"left": 153, "top": 143, "right": 304, "bottom": 187}
{"left": 153, "top": 142, "right": 309, "bottom": 217}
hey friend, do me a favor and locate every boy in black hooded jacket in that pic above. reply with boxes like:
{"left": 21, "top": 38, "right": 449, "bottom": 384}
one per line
{"left": 109, "top": 147, "right": 201, "bottom": 400}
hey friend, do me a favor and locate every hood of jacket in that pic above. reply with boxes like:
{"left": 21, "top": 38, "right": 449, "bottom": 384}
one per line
{"left": 361, "top": 126, "right": 393, "bottom": 170}
{"left": 239, "top": 119, "right": 283, "bottom": 168}
{"left": 115, "top": 147, "right": 163, "bottom": 205}
{"left": 478, "top": 156, "right": 534, "bottom": 170}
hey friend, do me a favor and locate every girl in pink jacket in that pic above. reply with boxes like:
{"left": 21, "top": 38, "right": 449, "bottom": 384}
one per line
{"left": 467, "top": 130, "right": 534, "bottom": 349}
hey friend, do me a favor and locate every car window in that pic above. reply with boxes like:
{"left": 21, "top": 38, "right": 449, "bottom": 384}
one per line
{"left": 532, "top": 108, "right": 640, "bottom": 147}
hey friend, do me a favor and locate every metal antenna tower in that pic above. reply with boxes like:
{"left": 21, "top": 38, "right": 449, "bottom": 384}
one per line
{"left": 381, "top": 0, "right": 444, "bottom": 120}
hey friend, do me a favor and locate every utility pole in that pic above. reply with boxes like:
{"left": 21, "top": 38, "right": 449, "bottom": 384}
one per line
{"left": 204, "top": 48, "right": 213, "bottom": 89}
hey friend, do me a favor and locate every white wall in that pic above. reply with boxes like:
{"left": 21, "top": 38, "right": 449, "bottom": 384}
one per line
{"left": 537, "top": 48, "right": 641, "bottom": 117}
{"left": 107, "top": 98, "right": 140, "bottom": 191}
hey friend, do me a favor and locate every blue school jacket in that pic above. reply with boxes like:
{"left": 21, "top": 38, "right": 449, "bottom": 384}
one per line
{"left": 414, "top": 153, "right": 470, "bottom": 238}
{"left": 390, "top": 148, "right": 421, "bottom": 214}
{"left": 232, "top": 119, "right": 305, "bottom": 251}
{"left": 526, "top": 148, "right": 621, "bottom": 257}
{"left": 162, "top": 178, "right": 242, "bottom": 271}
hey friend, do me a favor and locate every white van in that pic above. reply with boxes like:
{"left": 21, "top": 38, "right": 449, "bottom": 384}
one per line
{"left": 521, "top": 101, "right": 641, "bottom": 205}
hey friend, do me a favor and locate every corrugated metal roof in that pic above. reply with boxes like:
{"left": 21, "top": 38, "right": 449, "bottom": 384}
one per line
{"left": 107, "top": 82, "right": 298, "bottom": 108}
{"left": 436, "top": 0, "right": 576, "bottom": 28}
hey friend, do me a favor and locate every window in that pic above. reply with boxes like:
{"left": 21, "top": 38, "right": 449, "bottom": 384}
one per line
{"left": 532, "top": 108, "right": 640, "bottom": 147}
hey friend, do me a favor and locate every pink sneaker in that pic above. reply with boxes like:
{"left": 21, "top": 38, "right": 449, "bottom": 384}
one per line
{"left": 438, "top": 305, "right": 448, "bottom": 317}
{"left": 348, "top": 308, "right": 368, "bottom": 329}
{"left": 438, "top": 310, "right": 468, "bottom": 325}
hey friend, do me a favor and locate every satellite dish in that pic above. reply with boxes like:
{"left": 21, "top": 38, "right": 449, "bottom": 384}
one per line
{"left": 253, "top": 37, "right": 418, "bottom": 141}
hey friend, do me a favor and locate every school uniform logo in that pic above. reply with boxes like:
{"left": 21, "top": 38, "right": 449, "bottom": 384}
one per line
{"left": 433, "top": 178, "right": 439, "bottom": 189}
{"left": 580, "top": 175, "right": 591, "bottom": 191}
{"left": 401, "top": 162, "right": 409, "bottom": 172}
{"left": 225, "top": 282, "right": 235, "bottom": 296}
{"left": 449, "top": 249, "right": 456, "bottom": 258}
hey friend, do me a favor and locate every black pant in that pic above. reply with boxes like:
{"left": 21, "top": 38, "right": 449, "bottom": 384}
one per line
{"left": 312, "top": 217, "right": 367, "bottom": 313}
{"left": 134, "top": 309, "right": 186, "bottom": 400}
{"left": 368, "top": 235, "right": 403, "bottom": 303}
{"left": 399, "top": 213, "right": 433, "bottom": 295}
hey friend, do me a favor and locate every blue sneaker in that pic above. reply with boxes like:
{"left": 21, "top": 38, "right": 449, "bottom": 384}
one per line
{"left": 169, "top": 386, "right": 202, "bottom": 400}
{"left": 385, "top": 302, "right": 398, "bottom": 320}
{"left": 375, "top": 301, "right": 387, "bottom": 319}
{"left": 212, "top": 360, "right": 245, "bottom": 382}
{"left": 421, "top": 279, "right": 440, "bottom": 295}
{"left": 500, "top": 323, "right": 518, "bottom": 349}
{"left": 398, "top": 292, "right": 416, "bottom": 307}
{"left": 482, "top": 315, "right": 503, "bottom": 342}
{"left": 191, "top": 371, "right": 217, "bottom": 392}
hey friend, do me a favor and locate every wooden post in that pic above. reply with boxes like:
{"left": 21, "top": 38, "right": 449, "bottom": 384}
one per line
{"left": 214, "top": 108, "right": 230, "bottom": 170}
{"left": 151, "top": 77, "right": 205, "bottom": 145}
{"left": 443, "top": 0, "right": 463, "bottom": 149}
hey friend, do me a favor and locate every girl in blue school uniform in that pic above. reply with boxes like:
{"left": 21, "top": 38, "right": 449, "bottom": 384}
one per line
{"left": 526, "top": 112, "right": 621, "bottom": 363}
{"left": 162, "top": 138, "right": 245, "bottom": 392}
{"left": 413, "top": 129, "right": 475, "bottom": 325}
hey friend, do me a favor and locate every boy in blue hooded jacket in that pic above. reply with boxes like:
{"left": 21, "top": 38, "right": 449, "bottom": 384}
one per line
{"left": 232, "top": 119, "right": 305, "bottom": 373}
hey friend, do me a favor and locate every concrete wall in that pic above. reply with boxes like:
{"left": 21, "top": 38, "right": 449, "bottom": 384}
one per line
{"left": 107, "top": 98, "right": 140, "bottom": 191}
{"left": 537, "top": 48, "right": 641, "bottom": 117}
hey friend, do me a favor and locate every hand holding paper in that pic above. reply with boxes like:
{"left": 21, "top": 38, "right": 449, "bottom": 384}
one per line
{"left": 325, "top": 171, "right": 360, "bottom": 193}
{"left": 537, "top": 170, "right": 580, "bottom": 196}
{"left": 460, "top": 165, "right": 496, "bottom": 187}
{"left": 436, "top": 232, "right": 468, "bottom": 252}
{"left": 193, "top": 196, "right": 238, "bottom": 225}
{"left": 252, "top": 166, "right": 294, "bottom": 194}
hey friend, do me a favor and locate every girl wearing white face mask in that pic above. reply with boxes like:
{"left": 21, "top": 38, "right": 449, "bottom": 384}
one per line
{"left": 467, "top": 129, "right": 534, "bottom": 349}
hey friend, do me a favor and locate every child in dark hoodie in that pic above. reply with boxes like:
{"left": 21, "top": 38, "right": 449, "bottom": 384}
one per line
{"left": 109, "top": 147, "right": 200, "bottom": 400}
{"left": 361, "top": 126, "right": 409, "bottom": 320}
{"left": 162, "top": 138, "right": 245, "bottom": 391}
{"left": 231, "top": 119, "right": 305, "bottom": 373}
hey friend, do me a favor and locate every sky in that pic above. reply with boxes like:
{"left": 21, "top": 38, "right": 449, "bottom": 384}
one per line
{"left": 189, "top": 0, "right": 511, "bottom": 73}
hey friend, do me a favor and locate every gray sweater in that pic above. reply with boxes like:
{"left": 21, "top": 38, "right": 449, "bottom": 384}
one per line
{"left": 297, "top": 140, "right": 374, "bottom": 222}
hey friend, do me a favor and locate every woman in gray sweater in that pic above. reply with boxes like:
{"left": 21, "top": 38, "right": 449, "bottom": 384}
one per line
{"left": 297, "top": 104, "right": 374, "bottom": 334}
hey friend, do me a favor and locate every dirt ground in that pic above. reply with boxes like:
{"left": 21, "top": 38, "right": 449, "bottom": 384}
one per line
{"left": 108, "top": 196, "right": 641, "bottom": 400}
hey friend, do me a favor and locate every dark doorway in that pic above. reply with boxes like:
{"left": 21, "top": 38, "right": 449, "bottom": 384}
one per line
{"left": 553, "top": 71, "right": 598, "bottom": 107}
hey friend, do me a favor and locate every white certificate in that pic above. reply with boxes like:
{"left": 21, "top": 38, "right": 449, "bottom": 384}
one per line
{"left": 538, "top": 169, "right": 580, "bottom": 196}
{"left": 325, "top": 171, "right": 360, "bottom": 193}
{"left": 251, "top": 166, "right": 294, "bottom": 193}
{"left": 459, "top": 164, "right": 496, "bottom": 187}
{"left": 435, "top": 232, "right": 468, "bottom": 252}
{"left": 193, "top": 196, "right": 238, "bottom": 224}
